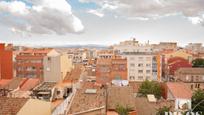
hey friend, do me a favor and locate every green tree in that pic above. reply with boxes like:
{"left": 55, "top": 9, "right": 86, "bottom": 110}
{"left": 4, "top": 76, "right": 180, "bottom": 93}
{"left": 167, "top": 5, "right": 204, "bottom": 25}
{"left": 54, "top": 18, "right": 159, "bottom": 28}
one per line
{"left": 138, "top": 80, "right": 162, "bottom": 99}
{"left": 192, "top": 89, "right": 204, "bottom": 113}
{"left": 115, "top": 105, "right": 131, "bottom": 115}
{"left": 156, "top": 106, "right": 171, "bottom": 115}
{"left": 192, "top": 58, "right": 204, "bottom": 67}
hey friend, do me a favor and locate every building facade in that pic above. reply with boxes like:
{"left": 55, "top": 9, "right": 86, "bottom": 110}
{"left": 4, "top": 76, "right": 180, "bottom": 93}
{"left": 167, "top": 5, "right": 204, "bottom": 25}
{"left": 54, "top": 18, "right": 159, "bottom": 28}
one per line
{"left": 96, "top": 57, "right": 127, "bottom": 84}
{"left": 113, "top": 38, "right": 152, "bottom": 54}
{"left": 43, "top": 50, "right": 73, "bottom": 82}
{"left": 122, "top": 52, "right": 161, "bottom": 82}
{"left": 0, "top": 43, "right": 13, "bottom": 79}
{"left": 175, "top": 68, "right": 204, "bottom": 89}
{"left": 15, "top": 48, "right": 52, "bottom": 79}
{"left": 16, "top": 49, "right": 72, "bottom": 82}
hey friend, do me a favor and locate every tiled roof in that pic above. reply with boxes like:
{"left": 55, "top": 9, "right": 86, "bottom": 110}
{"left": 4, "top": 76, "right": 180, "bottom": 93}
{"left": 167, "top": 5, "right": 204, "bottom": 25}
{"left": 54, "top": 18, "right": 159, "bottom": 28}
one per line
{"left": 129, "top": 82, "right": 142, "bottom": 93}
{"left": 0, "top": 97, "right": 28, "bottom": 115}
{"left": 135, "top": 97, "right": 174, "bottom": 115}
{"left": 168, "top": 57, "right": 189, "bottom": 64}
{"left": 20, "top": 48, "right": 52, "bottom": 54}
{"left": 107, "top": 86, "right": 135, "bottom": 110}
{"left": 166, "top": 82, "right": 192, "bottom": 99}
{"left": 4, "top": 77, "right": 27, "bottom": 90}
{"left": 20, "top": 78, "right": 41, "bottom": 91}
{"left": 64, "top": 64, "right": 82, "bottom": 82}
{"left": 68, "top": 82, "right": 106, "bottom": 114}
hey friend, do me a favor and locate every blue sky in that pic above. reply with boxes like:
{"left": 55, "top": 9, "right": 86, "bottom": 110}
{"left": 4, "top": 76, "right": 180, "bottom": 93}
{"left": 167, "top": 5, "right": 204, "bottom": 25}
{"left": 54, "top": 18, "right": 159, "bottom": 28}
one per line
{"left": 0, "top": 0, "right": 204, "bottom": 46}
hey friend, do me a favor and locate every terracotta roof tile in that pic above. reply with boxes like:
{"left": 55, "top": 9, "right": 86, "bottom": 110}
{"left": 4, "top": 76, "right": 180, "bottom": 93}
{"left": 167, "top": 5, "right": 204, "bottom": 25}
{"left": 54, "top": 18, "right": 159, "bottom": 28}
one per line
{"left": 20, "top": 78, "right": 41, "bottom": 91}
{"left": 0, "top": 97, "right": 28, "bottom": 115}
{"left": 166, "top": 82, "right": 192, "bottom": 99}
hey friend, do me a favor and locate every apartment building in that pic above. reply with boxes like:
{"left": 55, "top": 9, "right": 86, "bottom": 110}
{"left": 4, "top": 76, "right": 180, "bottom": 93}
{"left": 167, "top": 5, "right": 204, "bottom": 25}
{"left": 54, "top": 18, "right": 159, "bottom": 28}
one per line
{"left": 185, "top": 43, "right": 204, "bottom": 52}
{"left": 96, "top": 50, "right": 115, "bottom": 59}
{"left": 16, "top": 49, "right": 72, "bottom": 82}
{"left": 175, "top": 68, "right": 204, "bottom": 89}
{"left": 0, "top": 43, "right": 13, "bottom": 79}
{"left": 15, "top": 48, "right": 52, "bottom": 79}
{"left": 122, "top": 52, "right": 161, "bottom": 82}
{"left": 96, "top": 57, "right": 127, "bottom": 84}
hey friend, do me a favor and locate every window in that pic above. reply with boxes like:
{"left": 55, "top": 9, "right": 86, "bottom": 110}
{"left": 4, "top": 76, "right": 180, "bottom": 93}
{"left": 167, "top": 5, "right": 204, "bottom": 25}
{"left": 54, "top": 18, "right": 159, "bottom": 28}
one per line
{"left": 146, "top": 64, "right": 151, "bottom": 67}
{"left": 138, "top": 70, "right": 143, "bottom": 73}
{"left": 146, "top": 70, "right": 151, "bottom": 74}
{"left": 146, "top": 76, "right": 151, "bottom": 80}
{"left": 138, "top": 76, "right": 143, "bottom": 80}
{"left": 119, "top": 64, "right": 125, "bottom": 71}
{"left": 130, "top": 76, "right": 135, "bottom": 80}
{"left": 130, "top": 57, "right": 135, "bottom": 60}
{"left": 48, "top": 57, "right": 51, "bottom": 61}
{"left": 138, "top": 57, "right": 143, "bottom": 60}
{"left": 146, "top": 57, "right": 151, "bottom": 61}
{"left": 130, "top": 63, "right": 135, "bottom": 67}
{"left": 186, "top": 75, "right": 189, "bottom": 80}
{"left": 138, "top": 63, "right": 143, "bottom": 67}
{"left": 130, "top": 69, "right": 135, "bottom": 72}
{"left": 196, "top": 76, "right": 199, "bottom": 81}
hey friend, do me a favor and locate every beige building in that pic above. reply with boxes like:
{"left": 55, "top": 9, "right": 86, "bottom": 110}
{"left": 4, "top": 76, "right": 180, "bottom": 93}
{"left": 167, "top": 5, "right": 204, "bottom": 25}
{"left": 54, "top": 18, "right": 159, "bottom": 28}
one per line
{"left": 152, "top": 42, "right": 177, "bottom": 51}
{"left": 113, "top": 38, "right": 152, "bottom": 54}
{"left": 17, "top": 99, "right": 51, "bottom": 115}
{"left": 122, "top": 52, "right": 160, "bottom": 82}
{"left": 185, "top": 43, "right": 203, "bottom": 52}
{"left": 44, "top": 50, "right": 73, "bottom": 82}
{"left": 175, "top": 68, "right": 204, "bottom": 89}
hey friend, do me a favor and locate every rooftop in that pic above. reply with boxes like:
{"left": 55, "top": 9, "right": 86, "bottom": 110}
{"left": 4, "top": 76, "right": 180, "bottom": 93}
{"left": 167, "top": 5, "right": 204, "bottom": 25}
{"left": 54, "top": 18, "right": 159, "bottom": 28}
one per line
{"left": 20, "top": 78, "right": 41, "bottom": 91}
{"left": 166, "top": 82, "right": 192, "bottom": 99}
{"left": 64, "top": 64, "right": 82, "bottom": 82}
{"left": 107, "top": 86, "right": 135, "bottom": 110}
{"left": 19, "top": 48, "right": 52, "bottom": 54}
{"left": 135, "top": 97, "right": 174, "bottom": 115}
{"left": 0, "top": 97, "right": 28, "bottom": 115}
{"left": 122, "top": 52, "right": 155, "bottom": 55}
{"left": 3, "top": 77, "right": 27, "bottom": 90}
{"left": 68, "top": 82, "right": 106, "bottom": 114}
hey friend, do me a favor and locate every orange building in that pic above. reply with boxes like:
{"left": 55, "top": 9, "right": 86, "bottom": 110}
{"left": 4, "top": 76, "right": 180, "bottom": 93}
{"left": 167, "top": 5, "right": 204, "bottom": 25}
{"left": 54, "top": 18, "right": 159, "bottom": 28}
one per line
{"left": 15, "top": 48, "right": 52, "bottom": 79}
{"left": 0, "top": 43, "right": 13, "bottom": 79}
{"left": 96, "top": 57, "right": 127, "bottom": 84}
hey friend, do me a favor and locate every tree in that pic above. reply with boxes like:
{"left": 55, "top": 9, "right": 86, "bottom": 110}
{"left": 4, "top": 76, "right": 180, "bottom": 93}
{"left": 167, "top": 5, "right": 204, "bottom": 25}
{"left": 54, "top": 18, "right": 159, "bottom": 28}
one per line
{"left": 192, "top": 58, "right": 204, "bottom": 67}
{"left": 138, "top": 80, "right": 162, "bottom": 99}
{"left": 156, "top": 106, "right": 171, "bottom": 115}
{"left": 192, "top": 89, "right": 204, "bottom": 113}
{"left": 115, "top": 105, "right": 131, "bottom": 115}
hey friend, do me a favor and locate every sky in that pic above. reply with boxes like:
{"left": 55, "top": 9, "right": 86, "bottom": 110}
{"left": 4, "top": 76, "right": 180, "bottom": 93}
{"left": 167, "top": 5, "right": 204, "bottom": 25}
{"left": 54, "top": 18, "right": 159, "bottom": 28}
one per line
{"left": 0, "top": 0, "right": 204, "bottom": 47}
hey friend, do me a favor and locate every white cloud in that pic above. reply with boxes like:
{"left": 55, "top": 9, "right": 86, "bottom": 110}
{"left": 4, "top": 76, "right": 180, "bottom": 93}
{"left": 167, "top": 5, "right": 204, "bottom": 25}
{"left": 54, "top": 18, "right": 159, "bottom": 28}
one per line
{"left": 80, "top": 0, "right": 204, "bottom": 24}
{"left": 0, "top": 0, "right": 84, "bottom": 35}
{"left": 87, "top": 9, "right": 104, "bottom": 17}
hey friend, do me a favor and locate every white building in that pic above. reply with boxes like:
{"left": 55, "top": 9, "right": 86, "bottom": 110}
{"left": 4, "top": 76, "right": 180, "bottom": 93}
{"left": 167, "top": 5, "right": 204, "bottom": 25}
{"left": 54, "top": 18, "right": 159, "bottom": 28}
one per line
{"left": 122, "top": 52, "right": 160, "bottom": 82}
{"left": 113, "top": 39, "right": 153, "bottom": 54}
{"left": 185, "top": 43, "right": 204, "bottom": 52}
